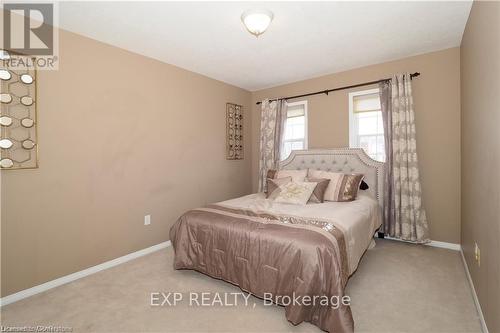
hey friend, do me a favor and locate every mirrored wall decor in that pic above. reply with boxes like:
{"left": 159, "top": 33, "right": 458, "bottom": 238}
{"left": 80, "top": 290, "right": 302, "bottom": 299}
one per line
{"left": 0, "top": 116, "right": 13, "bottom": 126}
{"left": 0, "top": 158, "right": 14, "bottom": 168}
{"left": 226, "top": 103, "right": 243, "bottom": 160}
{"left": 22, "top": 139, "right": 36, "bottom": 150}
{"left": 0, "top": 70, "right": 11, "bottom": 81}
{"left": 21, "top": 118, "right": 34, "bottom": 128}
{"left": 20, "top": 96, "right": 34, "bottom": 106}
{"left": 20, "top": 74, "right": 34, "bottom": 84}
{"left": 0, "top": 138, "right": 13, "bottom": 149}
{"left": 0, "top": 50, "right": 11, "bottom": 60}
{"left": 0, "top": 93, "right": 12, "bottom": 103}
{"left": 0, "top": 51, "right": 38, "bottom": 169}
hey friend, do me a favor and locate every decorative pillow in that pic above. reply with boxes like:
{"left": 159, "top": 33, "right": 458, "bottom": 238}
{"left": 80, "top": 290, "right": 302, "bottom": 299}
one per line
{"left": 360, "top": 180, "right": 369, "bottom": 190}
{"left": 308, "top": 169, "right": 364, "bottom": 202}
{"left": 266, "top": 169, "right": 278, "bottom": 179}
{"left": 266, "top": 177, "right": 292, "bottom": 199}
{"left": 337, "top": 174, "right": 364, "bottom": 201}
{"left": 306, "top": 178, "right": 331, "bottom": 203}
{"left": 275, "top": 169, "right": 308, "bottom": 183}
{"left": 307, "top": 169, "right": 342, "bottom": 200}
{"left": 274, "top": 181, "right": 318, "bottom": 205}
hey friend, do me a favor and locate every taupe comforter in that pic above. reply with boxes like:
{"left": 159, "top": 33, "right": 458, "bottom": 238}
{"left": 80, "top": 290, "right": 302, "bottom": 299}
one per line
{"left": 170, "top": 204, "right": 354, "bottom": 333}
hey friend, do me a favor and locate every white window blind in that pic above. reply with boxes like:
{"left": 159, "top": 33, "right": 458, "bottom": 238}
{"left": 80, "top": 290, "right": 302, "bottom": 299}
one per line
{"left": 353, "top": 92, "right": 381, "bottom": 113}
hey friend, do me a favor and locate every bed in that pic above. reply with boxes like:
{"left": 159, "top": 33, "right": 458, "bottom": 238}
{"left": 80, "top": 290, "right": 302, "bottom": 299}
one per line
{"left": 170, "top": 148, "right": 385, "bottom": 333}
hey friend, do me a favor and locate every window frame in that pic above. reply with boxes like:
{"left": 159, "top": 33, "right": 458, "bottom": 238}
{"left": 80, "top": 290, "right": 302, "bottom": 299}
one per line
{"left": 348, "top": 88, "right": 384, "bottom": 161}
{"left": 281, "top": 100, "right": 308, "bottom": 161}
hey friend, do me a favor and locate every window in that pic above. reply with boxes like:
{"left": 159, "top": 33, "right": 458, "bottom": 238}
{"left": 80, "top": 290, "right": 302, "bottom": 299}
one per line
{"left": 349, "top": 89, "right": 385, "bottom": 162}
{"left": 281, "top": 101, "right": 308, "bottom": 161}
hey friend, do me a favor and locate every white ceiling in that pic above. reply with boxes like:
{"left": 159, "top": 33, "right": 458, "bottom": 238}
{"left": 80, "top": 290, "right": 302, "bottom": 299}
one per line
{"left": 58, "top": 1, "right": 472, "bottom": 91}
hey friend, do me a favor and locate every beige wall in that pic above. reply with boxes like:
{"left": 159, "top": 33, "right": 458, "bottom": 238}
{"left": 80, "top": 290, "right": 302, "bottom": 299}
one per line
{"left": 1, "top": 29, "right": 252, "bottom": 296}
{"left": 4, "top": 14, "right": 494, "bottom": 321}
{"left": 460, "top": 2, "right": 500, "bottom": 332}
{"left": 252, "top": 48, "right": 461, "bottom": 244}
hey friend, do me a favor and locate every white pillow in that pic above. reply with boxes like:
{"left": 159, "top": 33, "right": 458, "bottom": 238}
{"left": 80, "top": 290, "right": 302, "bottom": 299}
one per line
{"left": 308, "top": 169, "right": 343, "bottom": 202}
{"left": 274, "top": 181, "right": 317, "bottom": 205}
{"left": 276, "top": 169, "right": 308, "bottom": 183}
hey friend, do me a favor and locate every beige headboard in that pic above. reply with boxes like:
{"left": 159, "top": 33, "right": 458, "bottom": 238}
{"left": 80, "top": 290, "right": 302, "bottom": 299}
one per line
{"left": 279, "top": 148, "right": 385, "bottom": 207}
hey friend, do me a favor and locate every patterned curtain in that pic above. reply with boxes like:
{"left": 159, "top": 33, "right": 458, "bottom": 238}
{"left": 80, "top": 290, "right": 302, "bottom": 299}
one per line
{"left": 258, "top": 99, "right": 287, "bottom": 192}
{"left": 379, "top": 74, "right": 430, "bottom": 243}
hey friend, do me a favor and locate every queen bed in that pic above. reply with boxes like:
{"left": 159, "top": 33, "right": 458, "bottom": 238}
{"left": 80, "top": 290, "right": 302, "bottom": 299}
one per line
{"left": 170, "top": 148, "right": 385, "bottom": 333}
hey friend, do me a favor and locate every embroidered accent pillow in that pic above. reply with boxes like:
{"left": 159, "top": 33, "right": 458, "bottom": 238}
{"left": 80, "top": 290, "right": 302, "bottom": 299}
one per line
{"left": 266, "top": 177, "right": 292, "bottom": 199}
{"left": 306, "top": 178, "right": 331, "bottom": 203}
{"left": 275, "top": 169, "right": 308, "bottom": 183}
{"left": 274, "top": 181, "right": 318, "bottom": 205}
{"left": 308, "top": 169, "right": 364, "bottom": 202}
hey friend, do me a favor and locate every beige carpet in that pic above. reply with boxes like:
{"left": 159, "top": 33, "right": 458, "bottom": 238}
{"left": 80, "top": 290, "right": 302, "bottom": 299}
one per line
{"left": 1, "top": 239, "right": 482, "bottom": 332}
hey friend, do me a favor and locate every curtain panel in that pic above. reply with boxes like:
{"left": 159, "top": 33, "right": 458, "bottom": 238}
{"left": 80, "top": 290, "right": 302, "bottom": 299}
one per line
{"left": 379, "top": 74, "right": 430, "bottom": 243}
{"left": 258, "top": 99, "right": 287, "bottom": 192}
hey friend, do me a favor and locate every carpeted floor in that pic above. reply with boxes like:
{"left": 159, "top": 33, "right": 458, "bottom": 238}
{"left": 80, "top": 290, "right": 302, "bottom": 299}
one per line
{"left": 1, "top": 239, "right": 482, "bottom": 332}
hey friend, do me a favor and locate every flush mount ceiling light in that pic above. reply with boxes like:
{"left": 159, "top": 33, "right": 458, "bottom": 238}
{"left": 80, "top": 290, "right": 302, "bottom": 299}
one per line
{"left": 241, "top": 9, "right": 273, "bottom": 37}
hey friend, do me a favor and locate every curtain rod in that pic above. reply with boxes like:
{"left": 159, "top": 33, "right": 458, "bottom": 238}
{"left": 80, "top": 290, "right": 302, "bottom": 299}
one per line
{"left": 255, "top": 72, "right": 421, "bottom": 105}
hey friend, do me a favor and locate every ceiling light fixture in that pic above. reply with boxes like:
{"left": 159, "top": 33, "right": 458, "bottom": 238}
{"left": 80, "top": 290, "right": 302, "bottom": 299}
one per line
{"left": 241, "top": 9, "right": 273, "bottom": 37}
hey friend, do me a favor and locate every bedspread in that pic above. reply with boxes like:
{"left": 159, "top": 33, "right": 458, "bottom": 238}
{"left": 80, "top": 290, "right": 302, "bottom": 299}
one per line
{"left": 170, "top": 204, "right": 354, "bottom": 333}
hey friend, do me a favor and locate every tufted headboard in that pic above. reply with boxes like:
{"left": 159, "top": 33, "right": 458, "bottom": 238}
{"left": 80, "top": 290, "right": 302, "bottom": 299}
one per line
{"left": 279, "top": 148, "right": 385, "bottom": 207}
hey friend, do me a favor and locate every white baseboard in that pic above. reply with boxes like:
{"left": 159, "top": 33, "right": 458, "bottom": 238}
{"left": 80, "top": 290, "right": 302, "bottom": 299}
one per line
{"left": 385, "top": 236, "right": 461, "bottom": 251}
{"left": 0, "top": 240, "right": 171, "bottom": 307}
{"left": 460, "top": 247, "right": 489, "bottom": 333}
{"left": 426, "top": 240, "right": 461, "bottom": 251}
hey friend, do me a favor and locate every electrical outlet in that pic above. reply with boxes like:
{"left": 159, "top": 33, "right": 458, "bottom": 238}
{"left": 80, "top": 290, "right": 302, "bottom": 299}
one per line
{"left": 144, "top": 214, "right": 151, "bottom": 226}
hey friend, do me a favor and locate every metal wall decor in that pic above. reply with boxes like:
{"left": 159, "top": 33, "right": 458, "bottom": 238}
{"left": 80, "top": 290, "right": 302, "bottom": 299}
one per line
{"left": 0, "top": 50, "right": 38, "bottom": 169}
{"left": 226, "top": 103, "right": 243, "bottom": 160}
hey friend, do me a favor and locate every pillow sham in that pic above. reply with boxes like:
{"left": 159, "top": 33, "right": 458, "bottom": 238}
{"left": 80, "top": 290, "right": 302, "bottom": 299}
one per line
{"left": 266, "top": 177, "right": 292, "bottom": 199}
{"left": 337, "top": 174, "right": 364, "bottom": 201}
{"left": 305, "top": 178, "right": 330, "bottom": 203}
{"left": 308, "top": 169, "right": 364, "bottom": 202}
{"left": 274, "top": 181, "right": 318, "bottom": 205}
{"left": 307, "top": 169, "right": 342, "bottom": 200}
{"left": 275, "top": 169, "right": 308, "bottom": 183}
